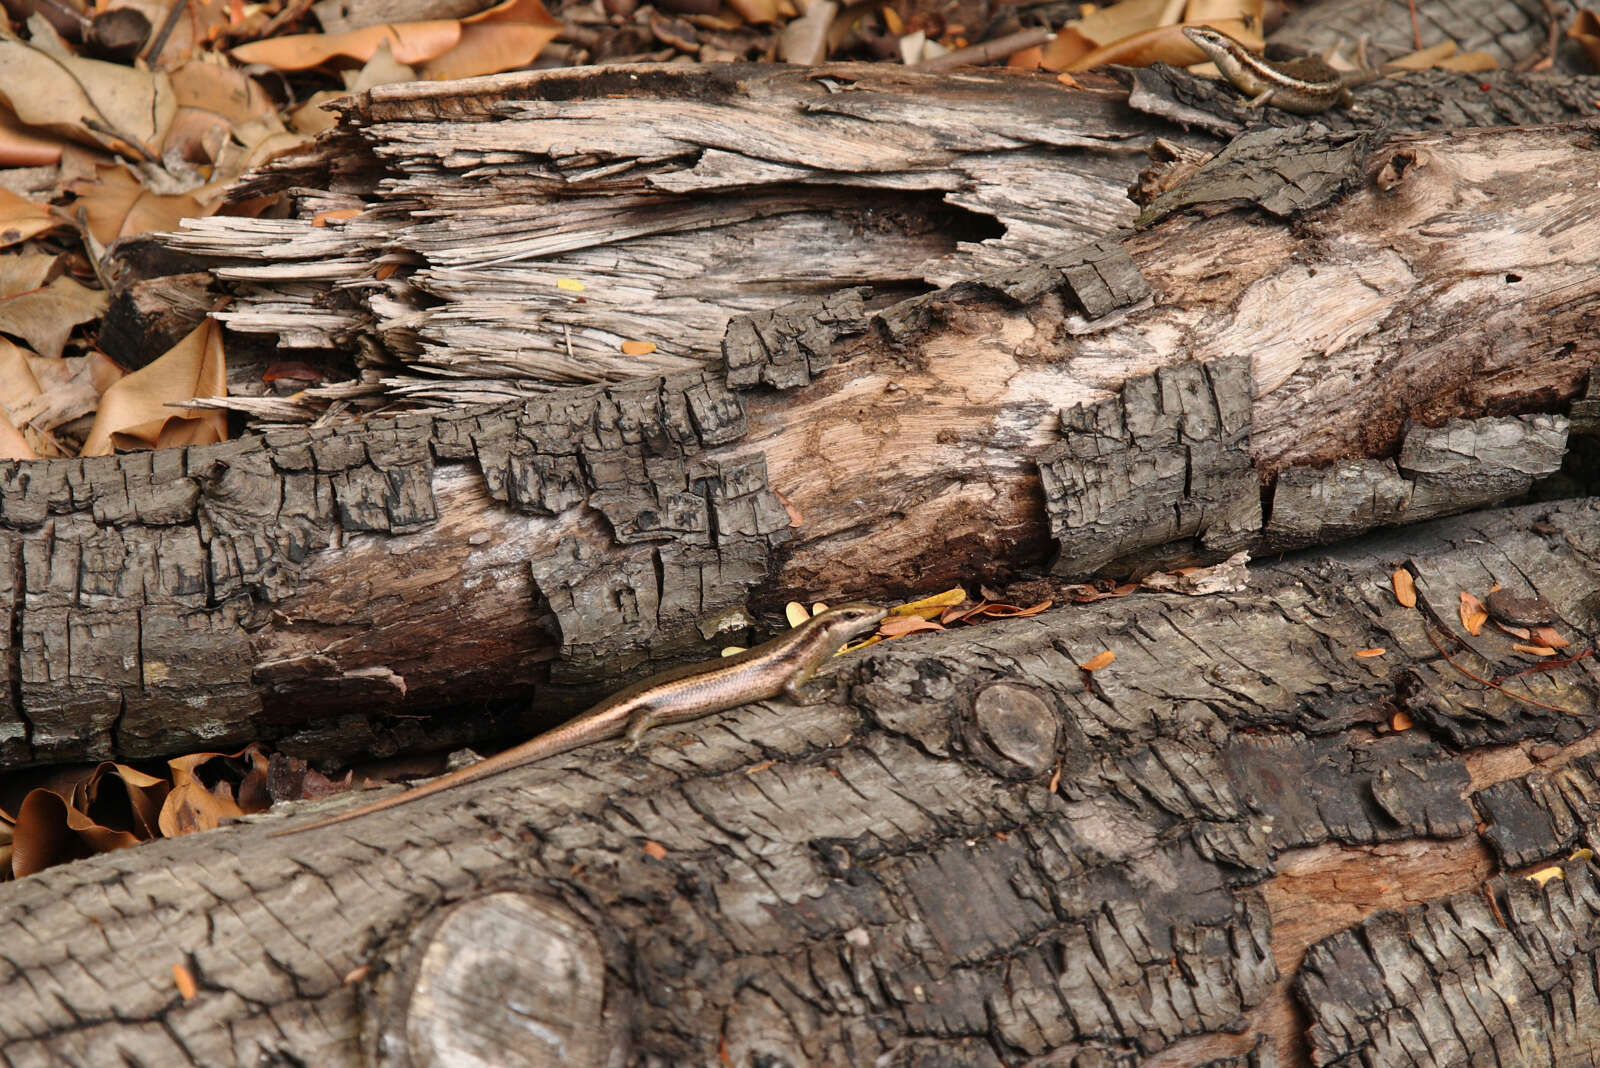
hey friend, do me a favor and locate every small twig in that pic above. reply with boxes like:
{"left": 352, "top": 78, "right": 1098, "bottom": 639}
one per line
{"left": 1407, "top": 0, "right": 1422, "bottom": 52}
{"left": 141, "top": 0, "right": 190, "bottom": 63}
{"left": 1514, "top": 0, "right": 1561, "bottom": 71}
{"left": 1419, "top": 611, "right": 1582, "bottom": 716}
{"left": 912, "top": 27, "right": 1055, "bottom": 71}
{"left": 1492, "top": 647, "right": 1594, "bottom": 684}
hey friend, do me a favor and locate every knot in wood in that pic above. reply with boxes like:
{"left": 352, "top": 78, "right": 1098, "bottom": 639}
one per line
{"left": 973, "top": 683, "right": 1059, "bottom": 774}
{"left": 374, "top": 892, "right": 610, "bottom": 1068}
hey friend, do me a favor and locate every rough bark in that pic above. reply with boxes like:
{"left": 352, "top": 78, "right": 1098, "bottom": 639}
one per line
{"left": 0, "top": 499, "right": 1596, "bottom": 1066}
{"left": 3, "top": 116, "right": 1595, "bottom": 770}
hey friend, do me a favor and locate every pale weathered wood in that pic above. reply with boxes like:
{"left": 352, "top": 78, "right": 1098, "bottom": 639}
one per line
{"left": 2, "top": 120, "right": 1596, "bottom": 771}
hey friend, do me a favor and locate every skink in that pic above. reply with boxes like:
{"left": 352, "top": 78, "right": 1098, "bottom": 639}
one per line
{"left": 268, "top": 602, "right": 887, "bottom": 836}
{"left": 1182, "top": 26, "right": 1356, "bottom": 114}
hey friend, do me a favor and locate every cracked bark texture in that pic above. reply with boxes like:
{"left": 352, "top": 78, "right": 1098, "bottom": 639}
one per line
{"left": 0, "top": 499, "right": 1596, "bottom": 1065}
{"left": 1, "top": 121, "right": 1596, "bottom": 771}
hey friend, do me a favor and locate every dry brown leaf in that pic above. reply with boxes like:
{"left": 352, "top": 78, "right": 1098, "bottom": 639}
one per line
{"left": 1391, "top": 711, "right": 1413, "bottom": 731}
{"left": 1080, "top": 650, "right": 1115, "bottom": 671}
{"left": 67, "top": 164, "right": 209, "bottom": 247}
{"left": 1514, "top": 643, "right": 1559, "bottom": 657}
{"left": 878, "top": 616, "right": 944, "bottom": 637}
{"left": 419, "top": 0, "right": 562, "bottom": 80}
{"left": 1572, "top": 9, "right": 1600, "bottom": 69}
{"left": 0, "top": 410, "right": 35, "bottom": 460}
{"left": 1355, "top": 648, "right": 1386, "bottom": 658}
{"left": 1531, "top": 626, "right": 1570, "bottom": 649}
{"left": 1059, "top": 18, "right": 1262, "bottom": 72}
{"left": 0, "top": 276, "right": 107, "bottom": 360}
{"left": 159, "top": 780, "right": 245, "bottom": 837}
{"left": 8, "top": 761, "right": 167, "bottom": 876}
{"left": 0, "top": 37, "right": 175, "bottom": 158}
{"left": 172, "top": 963, "right": 198, "bottom": 1001}
{"left": 230, "top": 19, "right": 466, "bottom": 69}
{"left": 726, "top": 0, "right": 781, "bottom": 23}
{"left": 163, "top": 60, "right": 281, "bottom": 168}
{"left": 979, "top": 599, "right": 1053, "bottom": 618}
{"left": 1391, "top": 569, "right": 1416, "bottom": 608}
{"left": 82, "top": 318, "right": 227, "bottom": 455}
{"left": 1459, "top": 591, "right": 1488, "bottom": 636}
{"left": 1495, "top": 622, "right": 1533, "bottom": 640}
{"left": 0, "top": 251, "right": 64, "bottom": 297}
{"left": 0, "top": 107, "right": 65, "bottom": 168}
{"left": 2, "top": 341, "right": 124, "bottom": 434}
{"left": 10, "top": 789, "right": 93, "bottom": 877}
{"left": 0, "top": 188, "right": 61, "bottom": 248}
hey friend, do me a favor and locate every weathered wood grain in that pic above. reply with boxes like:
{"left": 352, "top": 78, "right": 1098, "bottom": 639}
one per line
{"left": 0, "top": 499, "right": 1594, "bottom": 1065}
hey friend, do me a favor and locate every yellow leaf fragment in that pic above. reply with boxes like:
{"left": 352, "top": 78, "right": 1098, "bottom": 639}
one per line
{"left": 1080, "top": 650, "right": 1115, "bottom": 672}
{"left": 1391, "top": 569, "right": 1416, "bottom": 607}
{"left": 890, "top": 587, "right": 967, "bottom": 620}
{"left": 1571, "top": 848, "right": 1594, "bottom": 862}
{"left": 784, "top": 602, "right": 810, "bottom": 628}
{"left": 721, "top": 646, "right": 746, "bottom": 657}
{"left": 1527, "top": 866, "right": 1563, "bottom": 887}
{"left": 557, "top": 278, "right": 585, "bottom": 291}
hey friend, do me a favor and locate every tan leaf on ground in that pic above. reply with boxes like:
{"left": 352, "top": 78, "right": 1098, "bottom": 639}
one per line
{"left": 0, "top": 410, "right": 35, "bottom": 460}
{"left": 0, "top": 106, "right": 65, "bottom": 167}
{"left": 419, "top": 0, "right": 562, "bottom": 79}
{"left": 0, "top": 37, "right": 175, "bottom": 158}
{"left": 1, "top": 342, "right": 123, "bottom": 432}
{"left": 230, "top": 19, "right": 465, "bottom": 69}
{"left": 163, "top": 59, "right": 283, "bottom": 168}
{"left": 0, "top": 188, "right": 61, "bottom": 249}
{"left": 81, "top": 318, "right": 227, "bottom": 455}
{"left": 1459, "top": 591, "right": 1488, "bottom": 636}
{"left": 0, "top": 251, "right": 63, "bottom": 296}
{"left": 67, "top": 164, "right": 209, "bottom": 246}
{"left": 0, "top": 276, "right": 107, "bottom": 360}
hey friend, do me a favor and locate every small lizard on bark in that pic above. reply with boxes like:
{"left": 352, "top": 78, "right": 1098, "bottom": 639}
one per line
{"left": 1182, "top": 26, "right": 1368, "bottom": 114}
{"left": 268, "top": 602, "right": 887, "bottom": 837}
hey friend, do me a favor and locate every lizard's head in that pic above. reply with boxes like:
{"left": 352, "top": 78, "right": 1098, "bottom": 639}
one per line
{"left": 818, "top": 602, "right": 888, "bottom": 641}
{"left": 1181, "top": 25, "right": 1240, "bottom": 55}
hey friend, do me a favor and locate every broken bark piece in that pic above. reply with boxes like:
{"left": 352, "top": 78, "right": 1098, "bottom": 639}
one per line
{"left": 1485, "top": 587, "right": 1558, "bottom": 628}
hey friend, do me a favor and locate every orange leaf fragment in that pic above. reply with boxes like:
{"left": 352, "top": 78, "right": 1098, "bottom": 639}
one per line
{"left": 642, "top": 840, "right": 668, "bottom": 860}
{"left": 1391, "top": 711, "right": 1413, "bottom": 731}
{"left": 1391, "top": 569, "right": 1416, "bottom": 607}
{"left": 173, "top": 964, "right": 198, "bottom": 1001}
{"left": 1531, "top": 626, "right": 1570, "bottom": 649}
{"left": 1355, "top": 648, "right": 1386, "bottom": 658}
{"left": 312, "top": 208, "right": 362, "bottom": 226}
{"left": 1459, "top": 592, "right": 1488, "bottom": 636}
{"left": 878, "top": 616, "right": 943, "bottom": 638}
{"left": 1080, "top": 650, "right": 1115, "bottom": 671}
{"left": 621, "top": 339, "right": 657, "bottom": 355}
{"left": 343, "top": 964, "right": 372, "bottom": 985}
{"left": 1514, "top": 643, "right": 1558, "bottom": 657}
{"left": 1495, "top": 622, "right": 1532, "bottom": 641}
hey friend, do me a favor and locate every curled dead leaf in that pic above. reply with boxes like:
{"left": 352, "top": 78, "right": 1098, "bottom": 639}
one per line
{"left": 0, "top": 188, "right": 61, "bottom": 248}
{"left": 891, "top": 587, "right": 967, "bottom": 620}
{"left": 1391, "top": 569, "right": 1416, "bottom": 607}
{"left": 1080, "top": 650, "right": 1115, "bottom": 672}
{"left": 1391, "top": 711, "right": 1413, "bottom": 731}
{"left": 81, "top": 318, "right": 227, "bottom": 456}
{"left": 1458, "top": 591, "right": 1488, "bottom": 636}
{"left": 1513, "top": 643, "right": 1558, "bottom": 657}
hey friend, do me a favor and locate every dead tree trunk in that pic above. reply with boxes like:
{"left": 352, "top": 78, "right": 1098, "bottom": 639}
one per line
{"left": 0, "top": 63, "right": 1597, "bottom": 1067}
{"left": 0, "top": 499, "right": 1598, "bottom": 1065}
